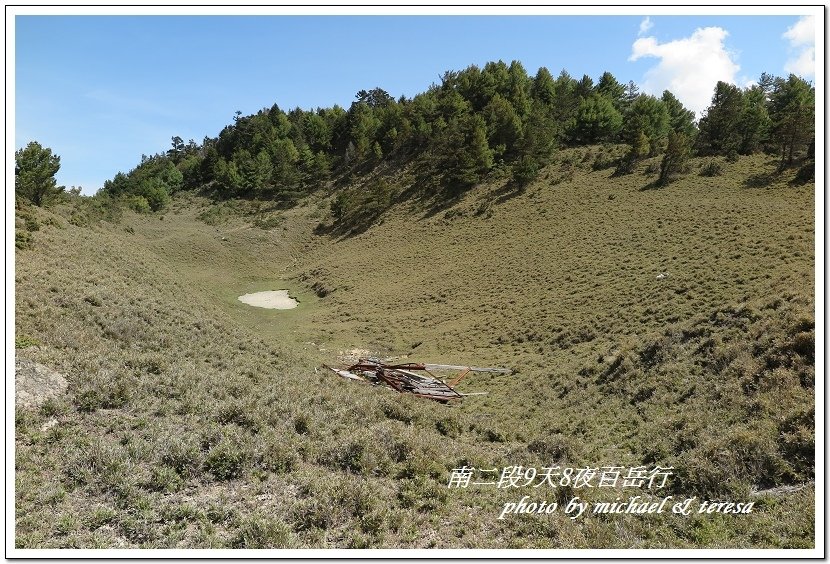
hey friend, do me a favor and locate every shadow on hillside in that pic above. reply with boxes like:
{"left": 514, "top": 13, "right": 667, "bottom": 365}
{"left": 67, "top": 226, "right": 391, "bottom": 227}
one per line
{"left": 639, "top": 180, "right": 668, "bottom": 191}
{"left": 419, "top": 195, "right": 463, "bottom": 220}
{"left": 409, "top": 166, "right": 469, "bottom": 220}
{"left": 491, "top": 180, "right": 526, "bottom": 206}
{"left": 744, "top": 170, "right": 779, "bottom": 189}
{"left": 314, "top": 209, "right": 382, "bottom": 240}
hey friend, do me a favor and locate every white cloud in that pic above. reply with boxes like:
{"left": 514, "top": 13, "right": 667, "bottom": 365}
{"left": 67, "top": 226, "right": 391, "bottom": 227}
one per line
{"left": 783, "top": 15, "right": 814, "bottom": 47}
{"left": 638, "top": 17, "right": 653, "bottom": 36}
{"left": 629, "top": 26, "right": 739, "bottom": 118}
{"left": 783, "top": 16, "right": 815, "bottom": 77}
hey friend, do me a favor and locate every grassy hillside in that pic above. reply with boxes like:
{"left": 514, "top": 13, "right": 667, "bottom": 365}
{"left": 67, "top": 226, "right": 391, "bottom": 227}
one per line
{"left": 14, "top": 148, "right": 814, "bottom": 549}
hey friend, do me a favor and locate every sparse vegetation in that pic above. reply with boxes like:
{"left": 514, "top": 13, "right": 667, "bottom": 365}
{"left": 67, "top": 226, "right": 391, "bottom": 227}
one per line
{"left": 14, "top": 148, "right": 814, "bottom": 548}
{"left": 14, "top": 54, "right": 815, "bottom": 550}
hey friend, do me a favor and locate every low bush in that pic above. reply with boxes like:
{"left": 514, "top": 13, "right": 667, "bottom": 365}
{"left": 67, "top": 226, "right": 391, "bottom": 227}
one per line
{"left": 699, "top": 159, "right": 724, "bottom": 177}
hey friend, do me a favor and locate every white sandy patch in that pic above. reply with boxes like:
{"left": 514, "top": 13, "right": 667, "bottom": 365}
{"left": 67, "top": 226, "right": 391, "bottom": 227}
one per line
{"left": 238, "top": 290, "right": 298, "bottom": 310}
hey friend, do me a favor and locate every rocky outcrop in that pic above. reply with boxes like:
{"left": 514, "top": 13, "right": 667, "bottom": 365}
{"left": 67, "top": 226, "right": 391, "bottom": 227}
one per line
{"left": 15, "top": 359, "right": 68, "bottom": 409}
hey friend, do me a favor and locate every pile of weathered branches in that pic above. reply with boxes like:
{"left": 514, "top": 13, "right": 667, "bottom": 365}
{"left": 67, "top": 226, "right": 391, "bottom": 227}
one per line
{"left": 324, "top": 358, "right": 510, "bottom": 403}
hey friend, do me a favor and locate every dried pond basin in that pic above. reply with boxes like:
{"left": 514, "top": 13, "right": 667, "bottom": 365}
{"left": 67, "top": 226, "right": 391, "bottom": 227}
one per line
{"left": 237, "top": 290, "right": 298, "bottom": 310}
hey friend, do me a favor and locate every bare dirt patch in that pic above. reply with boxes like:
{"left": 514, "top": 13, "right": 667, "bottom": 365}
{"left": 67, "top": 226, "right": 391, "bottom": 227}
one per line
{"left": 237, "top": 290, "right": 298, "bottom": 310}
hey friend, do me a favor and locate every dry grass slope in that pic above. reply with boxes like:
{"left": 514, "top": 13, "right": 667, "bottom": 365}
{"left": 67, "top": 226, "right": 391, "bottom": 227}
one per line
{"left": 15, "top": 149, "right": 814, "bottom": 548}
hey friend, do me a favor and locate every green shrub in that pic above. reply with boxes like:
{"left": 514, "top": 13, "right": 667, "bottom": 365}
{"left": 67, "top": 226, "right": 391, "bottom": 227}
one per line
{"left": 253, "top": 435, "right": 298, "bottom": 474}
{"left": 435, "top": 416, "right": 462, "bottom": 438}
{"left": 290, "top": 497, "right": 336, "bottom": 532}
{"left": 143, "top": 184, "right": 170, "bottom": 212}
{"left": 381, "top": 399, "right": 419, "bottom": 424}
{"left": 64, "top": 441, "right": 131, "bottom": 494}
{"left": 699, "top": 159, "right": 724, "bottom": 177}
{"left": 160, "top": 437, "right": 203, "bottom": 479}
{"left": 125, "top": 195, "right": 151, "bottom": 213}
{"left": 527, "top": 434, "right": 577, "bottom": 463}
{"left": 215, "top": 403, "right": 260, "bottom": 432}
{"left": 197, "top": 204, "right": 235, "bottom": 225}
{"left": 331, "top": 190, "right": 356, "bottom": 221}
{"left": 778, "top": 410, "right": 814, "bottom": 480}
{"left": 230, "top": 515, "right": 292, "bottom": 548}
{"left": 326, "top": 440, "right": 369, "bottom": 473}
{"left": 15, "top": 334, "right": 41, "bottom": 349}
{"left": 397, "top": 476, "right": 447, "bottom": 512}
{"left": 15, "top": 230, "right": 32, "bottom": 250}
{"left": 592, "top": 152, "right": 618, "bottom": 171}
{"left": 73, "top": 372, "right": 130, "bottom": 412}
{"left": 24, "top": 215, "right": 40, "bottom": 232}
{"left": 482, "top": 426, "right": 507, "bottom": 443}
{"left": 293, "top": 413, "right": 310, "bottom": 434}
{"left": 643, "top": 161, "right": 660, "bottom": 176}
{"left": 252, "top": 213, "right": 282, "bottom": 230}
{"left": 74, "top": 389, "right": 103, "bottom": 413}
{"left": 147, "top": 465, "right": 183, "bottom": 492}
{"left": 85, "top": 506, "right": 117, "bottom": 530}
{"left": 512, "top": 155, "right": 540, "bottom": 187}
{"left": 204, "top": 435, "right": 249, "bottom": 481}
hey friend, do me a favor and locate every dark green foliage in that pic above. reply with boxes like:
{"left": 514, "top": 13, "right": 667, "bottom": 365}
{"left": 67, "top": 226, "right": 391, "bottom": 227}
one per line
{"left": 699, "top": 159, "right": 725, "bottom": 177}
{"left": 102, "top": 155, "right": 180, "bottom": 211}
{"left": 15, "top": 141, "right": 62, "bottom": 206}
{"left": 595, "top": 71, "right": 626, "bottom": 112}
{"left": 615, "top": 130, "right": 650, "bottom": 176}
{"left": 569, "top": 94, "right": 623, "bottom": 144}
{"left": 737, "top": 86, "right": 771, "bottom": 154}
{"left": 517, "top": 100, "right": 558, "bottom": 165}
{"left": 330, "top": 177, "right": 397, "bottom": 231}
{"left": 768, "top": 74, "right": 814, "bottom": 167}
{"left": 99, "top": 62, "right": 812, "bottom": 223}
{"left": 622, "top": 80, "right": 640, "bottom": 112}
{"left": 356, "top": 87, "right": 394, "bottom": 108}
{"left": 482, "top": 94, "right": 523, "bottom": 159}
{"left": 698, "top": 82, "right": 751, "bottom": 157}
{"left": 436, "top": 113, "right": 493, "bottom": 193}
{"left": 142, "top": 180, "right": 170, "bottom": 212}
{"left": 696, "top": 74, "right": 813, "bottom": 166}
{"left": 511, "top": 154, "right": 540, "bottom": 187}
{"left": 793, "top": 162, "right": 814, "bottom": 184}
{"left": 15, "top": 230, "right": 33, "bottom": 250}
{"left": 348, "top": 101, "right": 381, "bottom": 161}
{"left": 622, "top": 95, "right": 670, "bottom": 155}
{"left": 661, "top": 90, "right": 696, "bottom": 138}
{"left": 167, "top": 136, "right": 185, "bottom": 162}
{"left": 531, "top": 66, "right": 556, "bottom": 105}
{"left": 550, "top": 70, "right": 581, "bottom": 143}
{"left": 658, "top": 131, "right": 691, "bottom": 186}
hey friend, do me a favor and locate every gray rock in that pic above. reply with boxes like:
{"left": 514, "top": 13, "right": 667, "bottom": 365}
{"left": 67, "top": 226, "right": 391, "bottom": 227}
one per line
{"left": 15, "top": 359, "right": 68, "bottom": 409}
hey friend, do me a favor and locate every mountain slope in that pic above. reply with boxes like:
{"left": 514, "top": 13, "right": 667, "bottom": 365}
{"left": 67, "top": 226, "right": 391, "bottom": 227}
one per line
{"left": 14, "top": 149, "right": 815, "bottom": 549}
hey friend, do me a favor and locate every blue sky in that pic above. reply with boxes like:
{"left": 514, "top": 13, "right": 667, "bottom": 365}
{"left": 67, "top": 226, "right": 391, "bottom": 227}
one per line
{"left": 13, "top": 13, "right": 817, "bottom": 195}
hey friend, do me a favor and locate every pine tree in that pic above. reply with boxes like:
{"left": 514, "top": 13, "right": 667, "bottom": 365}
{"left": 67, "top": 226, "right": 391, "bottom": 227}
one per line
{"left": 596, "top": 71, "right": 626, "bottom": 112}
{"left": 661, "top": 91, "right": 696, "bottom": 138}
{"left": 569, "top": 94, "right": 623, "bottom": 144}
{"left": 15, "top": 141, "right": 62, "bottom": 206}
{"left": 768, "top": 74, "right": 814, "bottom": 167}
{"left": 658, "top": 131, "right": 690, "bottom": 186}
{"left": 696, "top": 81, "right": 743, "bottom": 157}
{"left": 622, "top": 95, "right": 669, "bottom": 155}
